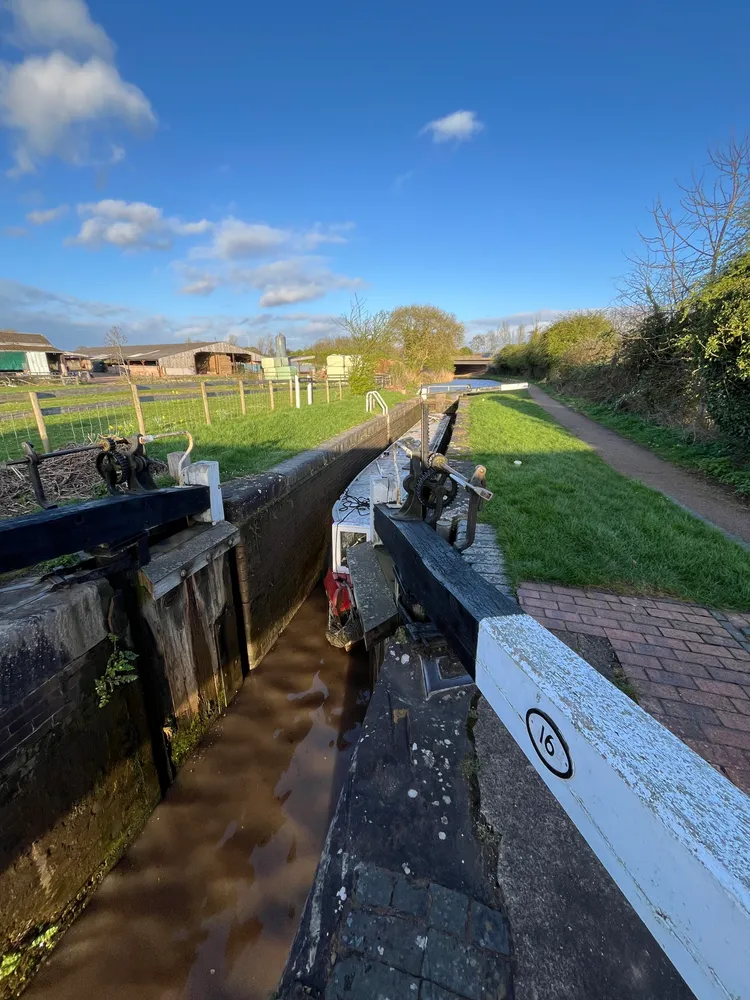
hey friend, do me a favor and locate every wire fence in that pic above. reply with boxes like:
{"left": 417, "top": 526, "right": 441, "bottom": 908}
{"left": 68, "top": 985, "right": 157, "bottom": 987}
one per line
{"left": 0, "top": 377, "right": 354, "bottom": 462}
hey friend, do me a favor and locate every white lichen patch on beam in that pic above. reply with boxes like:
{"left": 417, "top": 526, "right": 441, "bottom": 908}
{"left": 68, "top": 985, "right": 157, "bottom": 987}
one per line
{"left": 477, "top": 613, "right": 750, "bottom": 1000}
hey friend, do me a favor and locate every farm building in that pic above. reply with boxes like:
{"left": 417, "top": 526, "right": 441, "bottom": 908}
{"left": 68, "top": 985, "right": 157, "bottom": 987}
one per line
{"left": 75, "top": 341, "right": 261, "bottom": 377}
{"left": 0, "top": 331, "right": 64, "bottom": 375}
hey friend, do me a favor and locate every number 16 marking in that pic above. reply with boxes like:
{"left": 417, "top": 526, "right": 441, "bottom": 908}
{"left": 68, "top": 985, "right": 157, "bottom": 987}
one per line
{"left": 526, "top": 709, "right": 573, "bottom": 779}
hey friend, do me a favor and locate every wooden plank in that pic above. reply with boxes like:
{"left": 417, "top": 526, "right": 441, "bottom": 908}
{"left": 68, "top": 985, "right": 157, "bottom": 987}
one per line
{"left": 373, "top": 504, "right": 522, "bottom": 673}
{"left": 476, "top": 614, "right": 750, "bottom": 1000}
{"left": 0, "top": 486, "right": 210, "bottom": 573}
{"left": 138, "top": 521, "right": 239, "bottom": 600}
{"left": 346, "top": 542, "right": 399, "bottom": 649}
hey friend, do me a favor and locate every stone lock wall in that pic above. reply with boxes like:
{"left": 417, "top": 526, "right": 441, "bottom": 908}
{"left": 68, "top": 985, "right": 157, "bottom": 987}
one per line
{"left": 223, "top": 398, "right": 422, "bottom": 666}
{"left": 0, "top": 397, "right": 427, "bottom": 995}
{"left": 0, "top": 580, "right": 161, "bottom": 997}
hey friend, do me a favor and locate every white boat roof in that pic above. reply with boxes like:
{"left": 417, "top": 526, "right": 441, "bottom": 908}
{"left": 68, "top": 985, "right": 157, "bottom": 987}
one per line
{"left": 332, "top": 413, "right": 446, "bottom": 531}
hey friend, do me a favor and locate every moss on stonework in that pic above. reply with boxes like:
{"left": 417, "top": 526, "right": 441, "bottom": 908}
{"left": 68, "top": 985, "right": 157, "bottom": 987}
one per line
{"left": 0, "top": 924, "right": 60, "bottom": 996}
{"left": 0, "top": 775, "right": 156, "bottom": 1000}
{"left": 169, "top": 712, "right": 214, "bottom": 769}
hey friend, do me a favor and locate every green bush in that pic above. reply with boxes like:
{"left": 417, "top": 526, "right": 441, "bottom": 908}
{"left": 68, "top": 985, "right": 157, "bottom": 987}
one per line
{"left": 544, "top": 311, "right": 616, "bottom": 370}
{"left": 492, "top": 342, "right": 529, "bottom": 374}
{"left": 348, "top": 356, "right": 377, "bottom": 395}
{"left": 683, "top": 252, "right": 750, "bottom": 441}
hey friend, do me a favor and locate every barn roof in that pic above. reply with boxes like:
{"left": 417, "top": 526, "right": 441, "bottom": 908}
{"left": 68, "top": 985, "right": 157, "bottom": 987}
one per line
{"left": 74, "top": 341, "right": 259, "bottom": 362}
{"left": 0, "top": 330, "right": 63, "bottom": 354}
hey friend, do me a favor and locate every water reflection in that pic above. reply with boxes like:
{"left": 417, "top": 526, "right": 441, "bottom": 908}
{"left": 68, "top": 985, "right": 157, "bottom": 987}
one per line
{"left": 25, "top": 587, "right": 369, "bottom": 1000}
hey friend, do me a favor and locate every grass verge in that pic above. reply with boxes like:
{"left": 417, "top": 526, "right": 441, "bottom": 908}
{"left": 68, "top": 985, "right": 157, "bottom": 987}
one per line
{"left": 1, "top": 391, "right": 404, "bottom": 482}
{"left": 547, "top": 388, "right": 750, "bottom": 498}
{"left": 468, "top": 391, "right": 750, "bottom": 609}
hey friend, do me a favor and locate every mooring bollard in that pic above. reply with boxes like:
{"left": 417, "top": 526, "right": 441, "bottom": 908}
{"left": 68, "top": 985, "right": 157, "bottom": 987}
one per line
{"left": 295, "top": 375, "right": 301, "bottom": 409}
{"left": 307, "top": 379, "right": 313, "bottom": 405}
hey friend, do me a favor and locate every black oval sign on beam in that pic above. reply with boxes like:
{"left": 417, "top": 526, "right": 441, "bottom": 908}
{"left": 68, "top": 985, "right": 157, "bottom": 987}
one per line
{"left": 525, "top": 708, "right": 573, "bottom": 779}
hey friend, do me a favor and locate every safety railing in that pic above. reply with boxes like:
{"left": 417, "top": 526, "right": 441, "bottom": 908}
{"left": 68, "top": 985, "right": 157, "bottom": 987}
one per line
{"left": 365, "top": 390, "right": 389, "bottom": 416}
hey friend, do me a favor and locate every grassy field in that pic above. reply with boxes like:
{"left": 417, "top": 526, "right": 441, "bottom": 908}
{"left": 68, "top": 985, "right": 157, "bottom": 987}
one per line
{"left": 0, "top": 382, "right": 404, "bottom": 478}
{"left": 468, "top": 391, "right": 750, "bottom": 609}
{"left": 146, "top": 390, "right": 404, "bottom": 479}
{"left": 1, "top": 387, "right": 405, "bottom": 481}
{"left": 548, "top": 389, "right": 750, "bottom": 498}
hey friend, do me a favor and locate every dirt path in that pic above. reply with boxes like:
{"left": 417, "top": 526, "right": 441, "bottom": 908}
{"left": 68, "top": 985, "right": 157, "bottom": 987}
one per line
{"left": 528, "top": 385, "right": 750, "bottom": 546}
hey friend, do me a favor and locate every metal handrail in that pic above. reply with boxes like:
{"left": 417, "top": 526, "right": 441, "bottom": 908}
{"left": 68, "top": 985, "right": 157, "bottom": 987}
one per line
{"left": 365, "top": 390, "right": 389, "bottom": 416}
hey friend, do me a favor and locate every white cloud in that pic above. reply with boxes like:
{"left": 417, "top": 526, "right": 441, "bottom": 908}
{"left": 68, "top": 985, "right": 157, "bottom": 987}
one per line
{"left": 196, "top": 218, "right": 290, "bottom": 260}
{"left": 0, "top": 52, "right": 156, "bottom": 175}
{"left": 172, "top": 219, "right": 213, "bottom": 236}
{"left": 0, "top": 1, "right": 155, "bottom": 174}
{"left": 420, "top": 110, "right": 484, "bottom": 144}
{"left": 4, "top": 224, "right": 28, "bottom": 237}
{"left": 26, "top": 203, "right": 68, "bottom": 224}
{"left": 69, "top": 199, "right": 212, "bottom": 250}
{"left": 299, "top": 221, "right": 355, "bottom": 250}
{"left": 191, "top": 218, "right": 355, "bottom": 260}
{"left": 5, "top": 0, "right": 114, "bottom": 59}
{"left": 392, "top": 169, "right": 416, "bottom": 193}
{"left": 0, "top": 276, "right": 344, "bottom": 350}
{"left": 181, "top": 276, "right": 220, "bottom": 296}
{"left": 249, "top": 258, "right": 365, "bottom": 306}
{"left": 181, "top": 257, "right": 365, "bottom": 307}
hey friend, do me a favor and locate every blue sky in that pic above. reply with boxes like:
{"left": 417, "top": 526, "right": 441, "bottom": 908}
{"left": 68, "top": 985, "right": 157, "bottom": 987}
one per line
{"left": 0, "top": 0, "right": 748, "bottom": 349}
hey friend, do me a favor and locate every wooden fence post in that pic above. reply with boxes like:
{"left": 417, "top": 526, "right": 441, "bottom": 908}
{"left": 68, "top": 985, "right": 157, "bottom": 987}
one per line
{"left": 326, "top": 380, "right": 330, "bottom": 404}
{"left": 294, "top": 376, "right": 301, "bottom": 409}
{"left": 289, "top": 379, "right": 294, "bottom": 407}
{"left": 130, "top": 383, "right": 146, "bottom": 435}
{"left": 338, "top": 381, "right": 343, "bottom": 401}
{"left": 268, "top": 381, "right": 275, "bottom": 411}
{"left": 28, "top": 391, "right": 50, "bottom": 452}
{"left": 238, "top": 378, "right": 246, "bottom": 416}
{"left": 201, "top": 382, "right": 212, "bottom": 425}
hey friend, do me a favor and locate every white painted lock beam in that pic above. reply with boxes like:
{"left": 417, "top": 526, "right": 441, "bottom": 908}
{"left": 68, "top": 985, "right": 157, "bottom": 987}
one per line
{"left": 476, "top": 613, "right": 750, "bottom": 1000}
{"left": 181, "top": 460, "right": 224, "bottom": 523}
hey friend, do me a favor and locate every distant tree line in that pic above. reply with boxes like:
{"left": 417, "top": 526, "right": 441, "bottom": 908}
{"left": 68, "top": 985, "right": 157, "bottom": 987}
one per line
{"left": 283, "top": 297, "right": 465, "bottom": 394}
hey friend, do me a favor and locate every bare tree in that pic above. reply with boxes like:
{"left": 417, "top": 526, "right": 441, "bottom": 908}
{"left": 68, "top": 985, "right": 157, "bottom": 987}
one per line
{"left": 104, "top": 325, "right": 130, "bottom": 382}
{"left": 256, "top": 335, "right": 276, "bottom": 357}
{"left": 334, "top": 296, "right": 393, "bottom": 392}
{"left": 623, "top": 134, "right": 750, "bottom": 309}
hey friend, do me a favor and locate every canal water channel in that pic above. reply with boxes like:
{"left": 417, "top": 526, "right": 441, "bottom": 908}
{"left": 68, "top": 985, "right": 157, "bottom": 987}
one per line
{"left": 24, "top": 587, "right": 369, "bottom": 1000}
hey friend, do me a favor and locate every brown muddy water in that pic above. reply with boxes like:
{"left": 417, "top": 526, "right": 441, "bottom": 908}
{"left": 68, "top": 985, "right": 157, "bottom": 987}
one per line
{"left": 24, "top": 587, "right": 369, "bottom": 1000}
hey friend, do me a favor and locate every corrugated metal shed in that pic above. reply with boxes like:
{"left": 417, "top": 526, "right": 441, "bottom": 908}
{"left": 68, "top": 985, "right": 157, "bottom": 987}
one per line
{"left": 0, "top": 330, "right": 63, "bottom": 354}
{"left": 74, "top": 341, "right": 260, "bottom": 364}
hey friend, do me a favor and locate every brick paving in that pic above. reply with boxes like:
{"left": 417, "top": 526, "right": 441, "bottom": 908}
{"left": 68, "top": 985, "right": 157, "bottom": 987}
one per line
{"left": 517, "top": 583, "right": 750, "bottom": 795}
